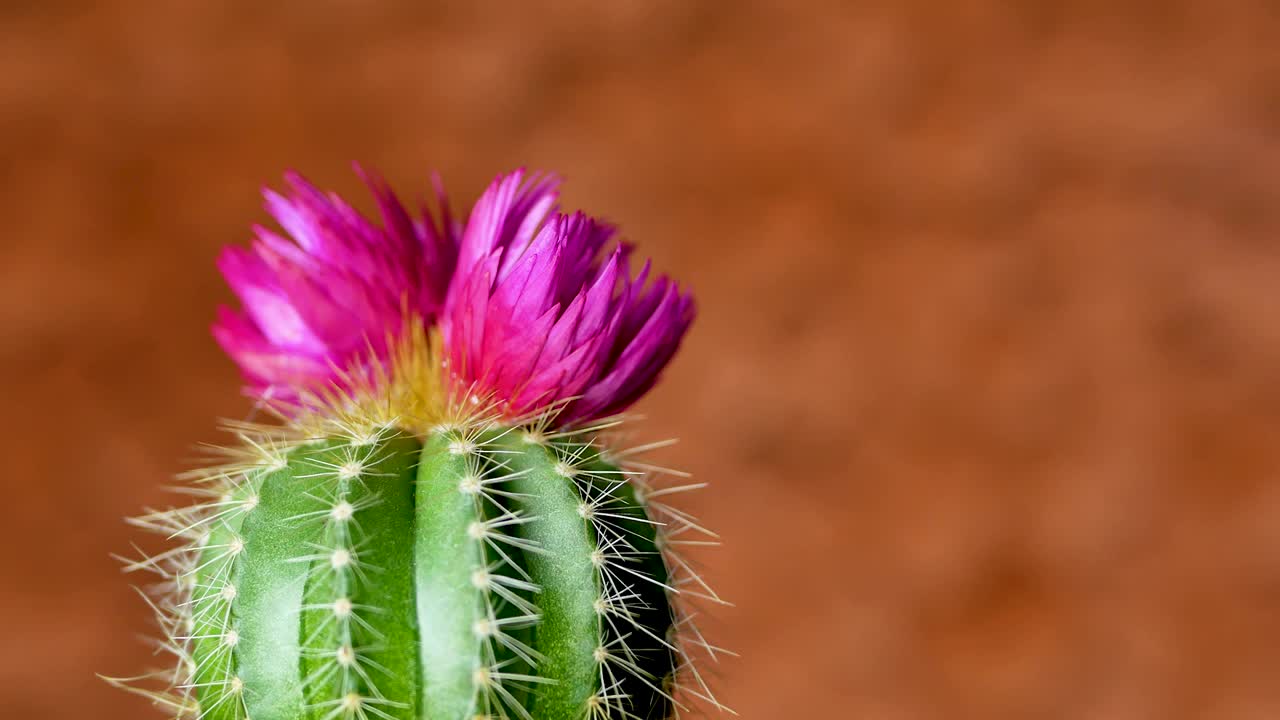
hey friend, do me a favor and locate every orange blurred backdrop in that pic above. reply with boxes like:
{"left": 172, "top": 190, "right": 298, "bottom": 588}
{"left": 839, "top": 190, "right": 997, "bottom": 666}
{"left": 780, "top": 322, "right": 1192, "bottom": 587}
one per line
{"left": 4, "top": 2, "right": 1280, "bottom": 718}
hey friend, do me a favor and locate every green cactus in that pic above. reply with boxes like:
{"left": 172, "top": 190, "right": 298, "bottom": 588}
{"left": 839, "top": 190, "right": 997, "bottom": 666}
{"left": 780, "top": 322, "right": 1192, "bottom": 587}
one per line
{"left": 113, "top": 409, "right": 726, "bottom": 720}
{"left": 111, "top": 167, "right": 724, "bottom": 719}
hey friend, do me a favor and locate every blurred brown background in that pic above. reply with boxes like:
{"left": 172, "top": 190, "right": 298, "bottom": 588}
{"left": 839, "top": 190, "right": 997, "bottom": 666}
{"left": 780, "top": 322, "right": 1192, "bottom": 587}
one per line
{"left": 4, "top": 2, "right": 1280, "bottom": 718}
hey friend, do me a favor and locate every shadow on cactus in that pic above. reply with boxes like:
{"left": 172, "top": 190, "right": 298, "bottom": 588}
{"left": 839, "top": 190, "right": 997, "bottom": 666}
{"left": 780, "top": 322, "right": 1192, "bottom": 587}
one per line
{"left": 106, "top": 169, "right": 732, "bottom": 720}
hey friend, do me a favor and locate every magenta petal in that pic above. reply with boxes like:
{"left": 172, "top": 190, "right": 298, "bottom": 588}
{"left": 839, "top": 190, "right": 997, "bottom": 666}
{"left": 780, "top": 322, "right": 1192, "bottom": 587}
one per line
{"left": 454, "top": 171, "right": 558, "bottom": 291}
{"left": 214, "top": 168, "right": 459, "bottom": 402}
{"left": 541, "top": 292, "right": 587, "bottom": 375}
{"left": 518, "top": 339, "right": 596, "bottom": 412}
{"left": 441, "top": 171, "right": 694, "bottom": 424}
{"left": 213, "top": 306, "right": 331, "bottom": 387}
{"left": 484, "top": 303, "right": 560, "bottom": 405}
{"left": 573, "top": 283, "right": 694, "bottom": 419}
{"left": 216, "top": 245, "right": 328, "bottom": 355}
{"left": 572, "top": 247, "right": 625, "bottom": 346}
{"left": 459, "top": 256, "right": 499, "bottom": 376}
{"left": 212, "top": 305, "right": 269, "bottom": 363}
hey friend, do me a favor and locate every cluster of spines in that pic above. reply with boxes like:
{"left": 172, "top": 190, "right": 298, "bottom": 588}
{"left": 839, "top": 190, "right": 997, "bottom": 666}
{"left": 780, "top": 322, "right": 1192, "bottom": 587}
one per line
{"left": 538, "top": 437, "right": 661, "bottom": 720}
{"left": 439, "top": 422, "right": 551, "bottom": 720}
{"left": 184, "top": 467, "right": 258, "bottom": 720}
{"left": 294, "top": 431, "right": 408, "bottom": 720}
{"left": 109, "top": 433, "right": 289, "bottom": 718}
{"left": 552, "top": 430, "right": 733, "bottom": 719}
{"left": 110, "top": 410, "right": 732, "bottom": 719}
{"left": 628, "top": 475, "right": 734, "bottom": 718}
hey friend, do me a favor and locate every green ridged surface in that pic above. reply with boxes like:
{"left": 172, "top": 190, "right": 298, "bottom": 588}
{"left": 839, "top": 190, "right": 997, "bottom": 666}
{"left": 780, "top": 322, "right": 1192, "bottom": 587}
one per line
{"left": 233, "top": 443, "right": 329, "bottom": 719}
{"left": 298, "top": 434, "right": 421, "bottom": 719}
{"left": 190, "top": 468, "right": 269, "bottom": 720}
{"left": 413, "top": 431, "right": 487, "bottom": 718}
{"left": 191, "top": 427, "right": 677, "bottom": 720}
{"left": 493, "top": 436, "right": 605, "bottom": 719}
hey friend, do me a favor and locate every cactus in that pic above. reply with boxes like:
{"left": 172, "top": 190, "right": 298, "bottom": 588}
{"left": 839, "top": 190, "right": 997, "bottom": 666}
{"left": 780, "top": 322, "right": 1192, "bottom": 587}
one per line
{"left": 109, "top": 169, "right": 728, "bottom": 719}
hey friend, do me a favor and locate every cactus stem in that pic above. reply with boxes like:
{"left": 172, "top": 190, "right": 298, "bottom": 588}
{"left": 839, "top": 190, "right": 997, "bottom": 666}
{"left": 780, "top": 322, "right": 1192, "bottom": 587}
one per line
{"left": 111, "top": 334, "right": 732, "bottom": 717}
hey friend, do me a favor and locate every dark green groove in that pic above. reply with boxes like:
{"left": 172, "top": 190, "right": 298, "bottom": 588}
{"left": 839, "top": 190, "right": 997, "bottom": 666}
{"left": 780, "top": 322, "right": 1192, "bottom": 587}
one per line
{"left": 577, "top": 447, "right": 677, "bottom": 719}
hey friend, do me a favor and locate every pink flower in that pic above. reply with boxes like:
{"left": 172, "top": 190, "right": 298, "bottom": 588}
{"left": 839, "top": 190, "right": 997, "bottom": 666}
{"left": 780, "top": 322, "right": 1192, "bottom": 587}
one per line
{"left": 442, "top": 170, "right": 695, "bottom": 424}
{"left": 213, "top": 168, "right": 457, "bottom": 401}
